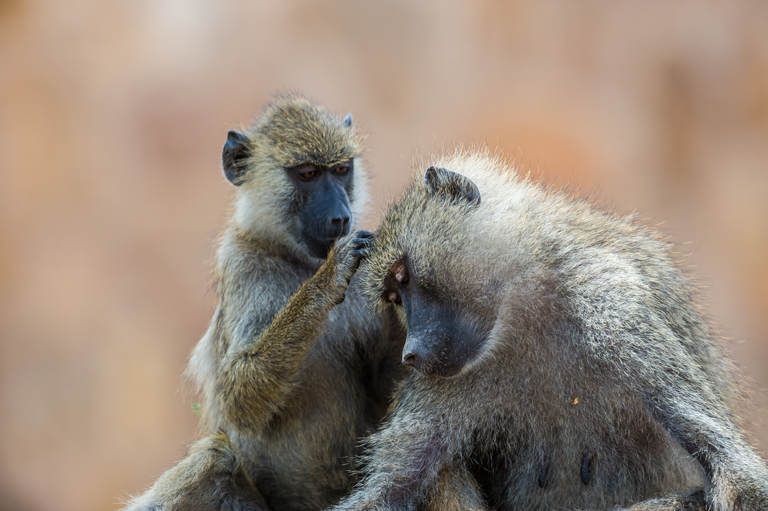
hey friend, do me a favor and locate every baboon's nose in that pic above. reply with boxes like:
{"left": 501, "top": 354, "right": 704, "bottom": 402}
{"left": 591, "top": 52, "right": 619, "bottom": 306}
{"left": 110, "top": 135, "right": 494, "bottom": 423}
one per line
{"left": 402, "top": 351, "right": 418, "bottom": 367}
{"left": 330, "top": 215, "right": 349, "bottom": 227}
{"left": 329, "top": 215, "right": 351, "bottom": 237}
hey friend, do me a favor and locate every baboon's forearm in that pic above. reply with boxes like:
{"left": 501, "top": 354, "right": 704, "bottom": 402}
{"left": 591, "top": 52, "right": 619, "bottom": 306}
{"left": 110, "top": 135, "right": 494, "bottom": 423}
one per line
{"left": 219, "top": 253, "right": 342, "bottom": 431}
{"left": 632, "top": 355, "right": 768, "bottom": 510}
{"left": 656, "top": 398, "right": 760, "bottom": 485}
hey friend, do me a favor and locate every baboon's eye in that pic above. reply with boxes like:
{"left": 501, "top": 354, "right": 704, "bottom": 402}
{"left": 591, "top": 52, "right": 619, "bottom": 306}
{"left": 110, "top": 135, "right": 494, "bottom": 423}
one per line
{"left": 386, "top": 291, "right": 401, "bottom": 304}
{"left": 332, "top": 163, "right": 349, "bottom": 175}
{"left": 287, "top": 163, "right": 320, "bottom": 182}
{"left": 300, "top": 168, "right": 318, "bottom": 180}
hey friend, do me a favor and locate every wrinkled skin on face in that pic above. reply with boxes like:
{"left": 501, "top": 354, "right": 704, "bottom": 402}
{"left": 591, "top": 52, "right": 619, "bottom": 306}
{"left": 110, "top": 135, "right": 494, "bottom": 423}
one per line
{"left": 286, "top": 160, "right": 355, "bottom": 259}
{"left": 383, "top": 258, "right": 491, "bottom": 378}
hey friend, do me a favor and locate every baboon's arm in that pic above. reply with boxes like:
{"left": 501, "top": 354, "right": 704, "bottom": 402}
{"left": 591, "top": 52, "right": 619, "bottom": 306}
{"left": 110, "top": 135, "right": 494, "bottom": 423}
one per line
{"left": 647, "top": 378, "right": 768, "bottom": 511}
{"left": 600, "top": 319, "right": 768, "bottom": 511}
{"left": 218, "top": 231, "right": 373, "bottom": 432}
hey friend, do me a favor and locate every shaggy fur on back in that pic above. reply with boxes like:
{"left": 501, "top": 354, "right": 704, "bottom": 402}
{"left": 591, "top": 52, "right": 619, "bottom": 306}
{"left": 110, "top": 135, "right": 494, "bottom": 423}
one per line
{"left": 340, "top": 148, "right": 768, "bottom": 511}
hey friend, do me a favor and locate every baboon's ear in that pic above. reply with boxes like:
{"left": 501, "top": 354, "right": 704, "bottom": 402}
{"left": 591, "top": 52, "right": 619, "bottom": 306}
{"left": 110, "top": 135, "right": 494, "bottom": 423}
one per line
{"left": 222, "top": 130, "right": 251, "bottom": 186}
{"left": 343, "top": 112, "right": 353, "bottom": 127}
{"left": 424, "top": 166, "right": 481, "bottom": 207}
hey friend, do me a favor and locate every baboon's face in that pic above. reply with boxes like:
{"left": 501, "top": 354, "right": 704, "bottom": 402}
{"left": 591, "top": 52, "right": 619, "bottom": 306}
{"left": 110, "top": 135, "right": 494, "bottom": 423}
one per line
{"left": 383, "top": 258, "right": 490, "bottom": 378}
{"left": 286, "top": 160, "right": 354, "bottom": 259}
{"left": 222, "top": 128, "right": 356, "bottom": 259}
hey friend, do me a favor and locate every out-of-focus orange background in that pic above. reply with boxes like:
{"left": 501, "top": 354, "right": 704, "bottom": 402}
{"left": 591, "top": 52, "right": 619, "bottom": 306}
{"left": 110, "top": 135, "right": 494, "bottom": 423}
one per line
{"left": 1, "top": 2, "right": 767, "bottom": 510}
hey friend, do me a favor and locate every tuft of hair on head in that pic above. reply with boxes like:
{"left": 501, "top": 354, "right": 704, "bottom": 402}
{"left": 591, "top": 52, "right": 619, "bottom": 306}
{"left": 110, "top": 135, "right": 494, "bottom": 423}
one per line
{"left": 251, "top": 93, "right": 365, "bottom": 170}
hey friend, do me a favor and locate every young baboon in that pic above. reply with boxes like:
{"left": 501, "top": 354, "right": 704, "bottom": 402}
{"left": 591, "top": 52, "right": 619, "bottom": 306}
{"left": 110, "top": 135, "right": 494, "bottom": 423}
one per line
{"left": 334, "top": 150, "right": 768, "bottom": 511}
{"left": 123, "top": 95, "right": 406, "bottom": 511}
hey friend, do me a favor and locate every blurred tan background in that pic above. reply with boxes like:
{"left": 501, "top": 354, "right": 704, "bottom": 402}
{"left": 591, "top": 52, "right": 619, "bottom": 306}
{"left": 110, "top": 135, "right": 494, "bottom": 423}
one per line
{"left": 1, "top": 1, "right": 767, "bottom": 510}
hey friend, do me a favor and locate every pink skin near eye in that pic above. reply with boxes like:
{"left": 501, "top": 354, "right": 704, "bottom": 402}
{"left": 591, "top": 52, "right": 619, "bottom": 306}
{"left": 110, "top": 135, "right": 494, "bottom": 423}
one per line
{"left": 393, "top": 262, "right": 408, "bottom": 284}
{"left": 386, "top": 262, "right": 407, "bottom": 304}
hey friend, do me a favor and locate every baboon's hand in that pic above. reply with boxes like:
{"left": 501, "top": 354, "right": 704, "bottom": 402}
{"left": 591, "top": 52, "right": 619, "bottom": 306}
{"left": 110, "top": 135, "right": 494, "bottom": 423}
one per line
{"left": 330, "top": 230, "right": 374, "bottom": 303}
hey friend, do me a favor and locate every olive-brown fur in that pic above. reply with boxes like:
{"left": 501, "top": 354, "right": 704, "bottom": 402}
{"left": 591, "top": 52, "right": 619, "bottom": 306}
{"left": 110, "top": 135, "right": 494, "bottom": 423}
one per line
{"left": 122, "top": 95, "right": 405, "bottom": 511}
{"left": 334, "top": 149, "right": 768, "bottom": 511}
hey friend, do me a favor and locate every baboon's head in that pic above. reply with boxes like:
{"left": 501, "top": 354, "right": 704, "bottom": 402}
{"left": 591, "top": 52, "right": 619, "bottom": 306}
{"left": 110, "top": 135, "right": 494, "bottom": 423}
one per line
{"left": 223, "top": 94, "right": 367, "bottom": 259}
{"left": 364, "top": 164, "right": 498, "bottom": 378}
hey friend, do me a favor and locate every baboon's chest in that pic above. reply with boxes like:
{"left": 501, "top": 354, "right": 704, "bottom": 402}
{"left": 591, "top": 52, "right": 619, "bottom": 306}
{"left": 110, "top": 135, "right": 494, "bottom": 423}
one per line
{"left": 462, "top": 356, "right": 701, "bottom": 509}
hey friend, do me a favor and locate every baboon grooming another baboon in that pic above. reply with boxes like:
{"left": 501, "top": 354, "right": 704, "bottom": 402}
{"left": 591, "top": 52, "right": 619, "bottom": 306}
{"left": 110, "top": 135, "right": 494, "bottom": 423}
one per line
{"left": 124, "top": 96, "right": 406, "bottom": 511}
{"left": 334, "top": 150, "right": 768, "bottom": 511}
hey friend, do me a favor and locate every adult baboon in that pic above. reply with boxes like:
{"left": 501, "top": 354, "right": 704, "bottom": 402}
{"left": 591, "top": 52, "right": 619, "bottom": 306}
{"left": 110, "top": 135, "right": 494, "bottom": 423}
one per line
{"left": 123, "top": 95, "right": 406, "bottom": 511}
{"left": 334, "top": 150, "right": 768, "bottom": 511}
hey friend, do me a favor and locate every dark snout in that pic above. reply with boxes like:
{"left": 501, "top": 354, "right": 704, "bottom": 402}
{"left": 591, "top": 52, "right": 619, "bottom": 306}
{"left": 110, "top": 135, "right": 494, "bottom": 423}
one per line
{"left": 401, "top": 293, "right": 489, "bottom": 378}
{"left": 326, "top": 206, "right": 351, "bottom": 240}
{"left": 402, "top": 327, "right": 466, "bottom": 378}
{"left": 299, "top": 179, "right": 352, "bottom": 258}
{"left": 402, "top": 335, "right": 427, "bottom": 371}
{"left": 319, "top": 180, "right": 352, "bottom": 240}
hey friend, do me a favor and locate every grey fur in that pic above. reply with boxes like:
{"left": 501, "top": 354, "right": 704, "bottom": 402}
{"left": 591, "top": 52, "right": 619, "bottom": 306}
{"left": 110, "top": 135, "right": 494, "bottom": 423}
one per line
{"left": 334, "top": 148, "right": 768, "bottom": 511}
{"left": 122, "top": 95, "right": 405, "bottom": 511}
